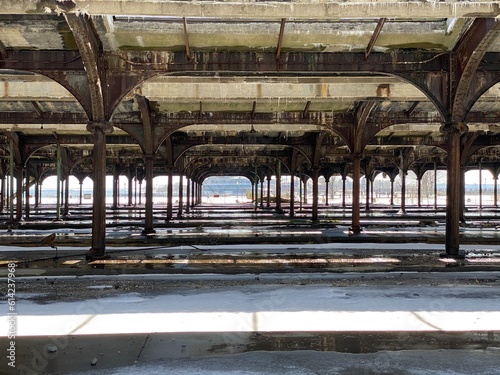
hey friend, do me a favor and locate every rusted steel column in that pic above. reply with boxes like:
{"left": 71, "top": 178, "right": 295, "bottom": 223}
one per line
{"left": 127, "top": 175, "right": 133, "bottom": 206}
{"left": 166, "top": 167, "right": 173, "bottom": 221}
{"left": 444, "top": 122, "right": 466, "bottom": 257}
{"left": 325, "top": 179, "right": 330, "bottom": 206}
{"left": 142, "top": 155, "right": 156, "bottom": 236}
{"left": 60, "top": 179, "right": 64, "bottom": 214}
{"left": 186, "top": 177, "right": 191, "bottom": 213}
{"left": 86, "top": 121, "right": 113, "bottom": 259}
{"left": 303, "top": 177, "right": 308, "bottom": 205}
{"left": 399, "top": 171, "right": 406, "bottom": 214}
{"left": 494, "top": 176, "right": 498, "bottom": 207}
{"left": 194, "top": 181, "right": 198, "bottom": 205}
{"left": 177, "top": 174, "right": 184, "bottom": 217}
{"left": 38, "top": 180, "right": 42, "bottom": 207}
{"left": 63, "top": 176, "right": 70, "bottom": 217}
{"left": 55, "top": 144, "right": 62, "bottom": 221}
{"left": 289, "top": 172, "right": 295, "bottom": 217}
{"left": 276, "top": 161, "right": 282, "bottom": 212}
{"left": 299, "top": 174, "right": 303, "bottom": 211}
{"left": 79, "top": 181, "right": 83, "bottom": 205}
{"left": 342, "top": 176, "right": 346, "bottom": 209}
{"left": 138, "top": 180, "right": 143, "bottom": 205}
{"left": 459, "top": 166, "right": 466, "bottom": 224}
{"left": 1, "top": 170, "right": 6, "bottom": 213}
{"left": 479, "top": 160, "right": 483, "bottom": 209}
{"left": 191, "top": 179, "right": 195, "bottom": 208}
{"left": 390, "top": 177, "right": 395, "bottom": 207}
{"left": 325, "top": 179, "right": 329, "bottom": 207}
{"left": 350, "top": 154, "right": 361, "bottom": 233}
{"left": 134, "top": 172, "right": 138, "bottom": 206}
{"left": 15, "top": 165, "right": 23, "bottom": 222}
{"left": 434, "top": 161, "right": 438, "bottom": 210}
{"left": 266, "top": 177, "right": 271, "bottom": 208}
{"left": 254, "top": 181, "right": 258, "bottom": 210}
{"left": 365, "top": 174, "right": 370, "bottom": 211}
{"left": 112, "top": 166, "right": 119, "bottom": 209}
{"left": 417, "top": 177, "right": 422, "bottom": 208}
{"left": 371, "top": 177, "right": 374, "bottom": 205}
{"left": 254, "top": 165, "right": 258, "bottom": 210}
{"left": 312, "top": 167, "right": 319, "bottom": 221}
{"left": 8, "top": 139, "right": 14, "bottom": 224}
{"left": 260, "top": 178, "right": 264, "bottom": 207}
{"left": 0, "top": 168, "right": 6, "bottom": 213}
{"left": 24, "top": 160, "right": 30, "bottom": 220}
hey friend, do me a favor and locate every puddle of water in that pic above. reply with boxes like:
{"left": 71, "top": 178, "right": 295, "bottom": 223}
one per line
{"left": 6, "top": 331, "right": 499, "bottom": 375}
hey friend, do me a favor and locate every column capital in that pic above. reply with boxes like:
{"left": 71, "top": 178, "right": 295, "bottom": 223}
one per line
{"left": 440, "top": 122, "right": 468, "bottom": 136}
{"left": 349, "top": 152, "right": 363, "bottom": 161}
{"left": 86, "top": 121, "right": 114, "bottom": 134}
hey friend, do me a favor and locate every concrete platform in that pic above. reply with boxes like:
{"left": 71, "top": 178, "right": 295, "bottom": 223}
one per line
{"left": 2, "top": 204, "right": 500, "bottom": 374}
{"left": 1, "top": 272, "right": 500, "bottom": 374}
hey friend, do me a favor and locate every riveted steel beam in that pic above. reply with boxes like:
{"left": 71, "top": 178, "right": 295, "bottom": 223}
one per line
{"left": 365, "top": 18, "right": 385, "bottom": 61}
{"left": 183, "top": 17, "right": 192, "bottom": 62}
{"left": 452, "top": 18, "right": 500, "bottom": 122}
{"left": 276, "top": 19, "right": 286, "bottom": 62}
{"left": 64, "top": 13, "right": 105, "bottom": 121}
{"left": 136, "top": 95, "right": 154, "bottom": 155}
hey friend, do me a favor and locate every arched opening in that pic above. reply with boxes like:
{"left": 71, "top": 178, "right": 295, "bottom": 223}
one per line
{"left": 203, "top": 176, "right": 252, "bottom": 204}
{"left": 465, "top": 169, "right": 495, "bottom": 208}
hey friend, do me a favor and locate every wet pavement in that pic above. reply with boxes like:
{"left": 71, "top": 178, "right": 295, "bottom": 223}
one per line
{"left": 1, "top": 204, "right": 500, "bottom": 252}
{"left": 2, "top": 271, "right": 500, "bottom": 374}
{"left": 1, "top": 203, "right": 500, "bottom": 374}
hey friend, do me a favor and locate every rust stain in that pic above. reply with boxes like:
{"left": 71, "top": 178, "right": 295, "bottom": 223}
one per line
{"left": 376, "top": 84, "right": 390, "bottom": 98}
{"left": 4, "top": 81, "right": 8, "bottom": 97}
{"left": 256, "top": 83, "right": 262, "bottom": 98}
{"left": 320, "top": 83, "right": 328, "bottom": 97}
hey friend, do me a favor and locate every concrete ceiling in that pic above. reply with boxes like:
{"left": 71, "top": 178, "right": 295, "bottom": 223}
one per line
{"left": 0, "top": 0, "right": 499, "bottom": 181}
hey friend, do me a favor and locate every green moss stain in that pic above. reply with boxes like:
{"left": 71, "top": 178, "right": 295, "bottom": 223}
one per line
{"left": 58, "top": 22, "right": 79, "bottom": 50}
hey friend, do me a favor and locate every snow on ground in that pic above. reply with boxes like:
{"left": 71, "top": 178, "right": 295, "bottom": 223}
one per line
{"left": 12, "top": 283, "right": 500, "bottom": 316}
{"left": 4, "top": 282, "right": 500, "bottom": 336}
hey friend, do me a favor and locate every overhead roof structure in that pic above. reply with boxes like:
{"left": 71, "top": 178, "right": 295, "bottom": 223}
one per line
{"left": 0, "top": 0, "right": 499, "bottom": 258}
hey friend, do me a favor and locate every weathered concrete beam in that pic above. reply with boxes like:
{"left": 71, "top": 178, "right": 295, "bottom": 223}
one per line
{"left": 141, "top": 78, "right": 427, "bottom": 102}
{"left": 0, "top": 77, "right": 76, "bottom": 100}
{"left": 7, "top": 1, "right": 498, "bottom": 19}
